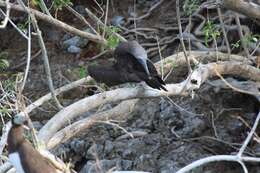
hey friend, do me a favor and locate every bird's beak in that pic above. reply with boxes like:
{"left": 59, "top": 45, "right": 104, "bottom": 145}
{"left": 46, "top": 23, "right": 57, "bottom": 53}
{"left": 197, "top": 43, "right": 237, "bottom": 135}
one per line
{"left": 137, "top": 58, "right": 150, "bottom": 76}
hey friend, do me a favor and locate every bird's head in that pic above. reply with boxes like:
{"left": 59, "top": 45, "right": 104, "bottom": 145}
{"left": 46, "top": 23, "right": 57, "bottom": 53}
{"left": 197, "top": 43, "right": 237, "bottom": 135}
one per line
{"left": 11, "top": 114, "right": 29, "bottom": 130}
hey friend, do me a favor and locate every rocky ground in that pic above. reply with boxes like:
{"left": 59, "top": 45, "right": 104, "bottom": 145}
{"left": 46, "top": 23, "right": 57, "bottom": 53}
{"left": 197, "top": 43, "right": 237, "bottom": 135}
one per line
{"left": 0, "top": 0, "right": 260, "bottom": 172}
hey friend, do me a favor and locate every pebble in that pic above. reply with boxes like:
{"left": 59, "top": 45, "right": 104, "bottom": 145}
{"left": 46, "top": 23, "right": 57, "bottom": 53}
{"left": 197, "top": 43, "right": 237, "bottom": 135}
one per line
{"left": 111, "top": 16, "right": 125, "bottom": 26}
{"left": 67, "top": 45, "right": 82, "bottom": 54}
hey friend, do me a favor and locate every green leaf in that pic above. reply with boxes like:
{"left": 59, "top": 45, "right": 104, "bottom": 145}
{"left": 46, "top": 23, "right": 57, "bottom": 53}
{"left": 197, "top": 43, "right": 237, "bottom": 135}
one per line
{"left": 231, "top": 42, "right": 240, "bottom": 48}
{"left": 53, "top": 0, "right": 73, "bottom": 10}
{"left": 0, "top": 59, "right": 9, "bottom": 71}
{"left": 203, "top": 20, "right": 220, "bottom": 47}
{"left": 183, "top": 0, "right": 200, "bottom": 16}
{"left": 79, "top": 66, "right": 86, "bottom": 79}
{"left": 105, "top": 26, "right": 121, "bottom": 49}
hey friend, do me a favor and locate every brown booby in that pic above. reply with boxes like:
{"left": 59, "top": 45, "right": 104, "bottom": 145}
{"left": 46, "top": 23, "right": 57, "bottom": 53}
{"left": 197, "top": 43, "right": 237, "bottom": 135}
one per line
{"left": 7, "top": 115, "right": 59, "bottom": 173}
{"left": 88, "top": 41, "right": 167, "bottom": 91}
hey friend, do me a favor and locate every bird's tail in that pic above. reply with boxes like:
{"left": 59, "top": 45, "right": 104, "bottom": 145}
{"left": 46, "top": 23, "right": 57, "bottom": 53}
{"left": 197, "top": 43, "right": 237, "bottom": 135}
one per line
{"left": 145, "top": 76, "right": 167, "bottom": 91}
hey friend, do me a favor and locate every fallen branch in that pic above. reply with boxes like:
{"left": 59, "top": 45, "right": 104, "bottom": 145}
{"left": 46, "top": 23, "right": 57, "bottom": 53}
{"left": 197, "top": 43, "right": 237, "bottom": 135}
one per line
{"left": 221, "top": 0, "right": 260, "bottom": 20}
{"left": 208, "top": 78, "right": 260, "bottom": 101}
{"left": 0, "top": 162, "right": 12, "bottom": 173}
{"left": 47, "top": 99, "right": 138, "bottom": 149}
{"left": 176, "top": 155, "right": 260, "bottom": 173}
{"left": 0, "top": 122, "right": 11, "bottom": 158}
{"left": 38, "top": 60, "right": 260, "bottom": 143}
{"left": 25, "top": 76, "right": 92, "bottom": 114}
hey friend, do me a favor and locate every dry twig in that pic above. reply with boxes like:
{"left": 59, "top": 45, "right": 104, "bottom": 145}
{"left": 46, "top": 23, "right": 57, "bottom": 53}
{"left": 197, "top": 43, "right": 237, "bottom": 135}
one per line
{"left": 0, "top": 0, "right": 10, "bottom": 28}
{"left": 176, "top": 0, "right": 192, "bottom": 73}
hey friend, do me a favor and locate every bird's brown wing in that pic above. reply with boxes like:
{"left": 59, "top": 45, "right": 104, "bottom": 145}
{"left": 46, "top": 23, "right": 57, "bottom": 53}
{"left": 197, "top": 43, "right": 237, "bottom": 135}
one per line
{"left": 114, "top": 41, "right": 150, "bottom": 75}
{"left": 19, "top": 141, "right": 58, "bottom": 173}
{"left": 88, "top": 64, "right": 142, "bottom": 86}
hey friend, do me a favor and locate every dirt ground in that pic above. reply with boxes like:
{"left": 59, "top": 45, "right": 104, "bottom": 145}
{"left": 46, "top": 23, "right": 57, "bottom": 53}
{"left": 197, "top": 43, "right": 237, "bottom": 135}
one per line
{"left": 0, "top": 0, "right": 260, "bottom": 172}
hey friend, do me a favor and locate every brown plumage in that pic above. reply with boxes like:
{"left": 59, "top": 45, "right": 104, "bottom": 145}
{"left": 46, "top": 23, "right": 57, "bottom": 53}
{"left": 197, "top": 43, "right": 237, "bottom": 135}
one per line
{"left": 88, "top": 41, "right": 167, "bottom": 91}
{"left": 8, "top": 116, "right": 59, "bottom": 173}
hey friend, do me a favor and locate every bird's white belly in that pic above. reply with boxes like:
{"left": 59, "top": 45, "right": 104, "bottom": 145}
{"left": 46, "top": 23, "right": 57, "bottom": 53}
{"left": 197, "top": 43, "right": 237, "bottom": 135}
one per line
{"left": 9, "top": 153, "right": 26, "bottom": 173}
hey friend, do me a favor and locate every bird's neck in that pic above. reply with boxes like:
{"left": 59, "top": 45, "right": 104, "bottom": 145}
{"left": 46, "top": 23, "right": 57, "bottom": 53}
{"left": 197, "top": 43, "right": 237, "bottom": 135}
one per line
{"left": 8, "top": 126, "right": 25, "bottom": 153}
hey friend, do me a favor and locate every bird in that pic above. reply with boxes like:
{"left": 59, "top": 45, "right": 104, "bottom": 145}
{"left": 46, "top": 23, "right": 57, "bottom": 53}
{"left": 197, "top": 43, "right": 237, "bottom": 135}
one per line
{"left": 88, "top": 41, "right": 167, "bottom": 91}
{"left": 7, "top": 115, "right": 60, "bottom": 173}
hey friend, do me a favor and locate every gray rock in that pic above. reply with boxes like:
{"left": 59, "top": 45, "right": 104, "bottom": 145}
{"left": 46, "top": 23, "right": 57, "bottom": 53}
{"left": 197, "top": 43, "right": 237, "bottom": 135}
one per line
{"left": 32, "top": 121, "right": 43, "bottom": 130}
{"left": 70, "top": 139, "right": 86, "bottom": 154}
{"left": 86, "top": 144, "right": 104, "bottom": 159}
{"left": 176, "top": 115, "right": 206, "bottom": 138}
{"left": 63, "top": 36, "right": 81, "bottom": 48}
{"left": 45, "top": 28, "right": 60, "bottom": 42}
{"left": 79, "top": 160, "right": 95, "bottom": 173}
{"left": 111, "top": 16, "right": 125, "bottom": 26}
{"left": 80, "top": 159, "right": 133, "bottom": 173}
{"left": 159, "top": 159, "right": 178, "bottom": 173}
{"left": 134, "top": 154, "right": 155, "bottom": 172}
{"left": 67, "top": 45, "right": 82, "bottom": 54}
{"left": 54, "top": 144, "right": 71, "bottom": 157}
{"left": 122, "top": 149, "right": 134, "bottom": 158}
{"left": 62, "top": 30, "right": 89, "bottom": 51}
{"left": 74, "top": 5, "right": 87, "bottom": 16}
{"left": 117, "top": 160, "right": 133, "bottom": 170}
{"left": 104, "top": 140, "right": 114, "bottom": 154}
{"left": 159, "top": 98, "right": 177, "bottom": 119}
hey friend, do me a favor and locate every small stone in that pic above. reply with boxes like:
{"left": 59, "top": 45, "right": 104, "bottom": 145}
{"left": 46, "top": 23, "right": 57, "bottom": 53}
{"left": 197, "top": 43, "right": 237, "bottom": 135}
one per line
{"left": 80, "top": 160, "right": 117, "bottom": 173}
{"left": 32, "top": 121, "right": 42, "bottom": 130}
{"left": 70, "top": 139, "right": 85, "bottom": 154}
{"left": 79, "top": 160, "right": 95, "bottom": 173}
{"left": 86, "top": 144, "right": 104, "bottom": 159}
{"left": 62, "top": 34, "right": 89, "bottom": 50}
{"left": 74, "top": 5, "right": 87, "bottom": 16}
{"left": 63, "top": 36, "right": 81, "bottom": 48}
{"left": 117, "top": 159, "right": 133, "bottom": 170}
{"left": 104, "top": 140, "right": 114, "bottom": 154}
{"left": 122, "top": 149, "right": 134, "bottom": 158}
{"left": 67, "top": 45, "right": 82, "bottom": 54}
{"left": 111, "top": 16, "right": 125, "bottom": 26}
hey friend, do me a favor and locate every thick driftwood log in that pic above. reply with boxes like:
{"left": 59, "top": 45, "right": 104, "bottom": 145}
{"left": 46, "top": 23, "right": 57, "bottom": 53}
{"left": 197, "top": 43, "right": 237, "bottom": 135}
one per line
{"left": 47, "top": 99, "right": 138, "bottom": 149}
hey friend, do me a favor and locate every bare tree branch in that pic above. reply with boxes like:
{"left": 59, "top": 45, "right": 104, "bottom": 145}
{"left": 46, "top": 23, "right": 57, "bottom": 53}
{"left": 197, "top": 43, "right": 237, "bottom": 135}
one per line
{"left": 0, "top": 0, "right": 10, "bottom": 28}
{"left": 0, "top": 0, "right": 107, "bottom": 44}
{"left": 235, "top": 14, "right": 250, "bottom": 58}
{"left": 16, "top": 0, "right": 63, "bottom": 109}
{"left": 217, "top": 6, "right": 231, "bottom": 55}
{"left": 176, "top": 155, "right": 260, "bottom": 173}
{"left": 221, "top": 0, "right": 260, "bottom": 20}
{"left": 176, "top": 0, "right": 192, "bottom": 73}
